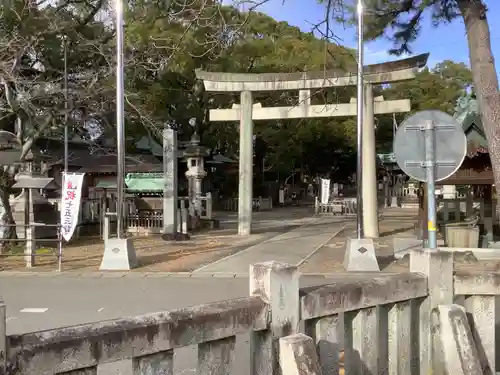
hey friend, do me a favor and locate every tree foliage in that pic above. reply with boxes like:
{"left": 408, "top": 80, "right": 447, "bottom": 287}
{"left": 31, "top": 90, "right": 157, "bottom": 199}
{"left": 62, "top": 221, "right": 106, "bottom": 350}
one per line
{"left": 0, "top": 0, "right": 481, "bottom": 246}
{"left": 323, "top": 0, "right": 500, "bottom": 187}
{"left": 125, "top": 4, "right": 360, "bottom": 178}
{"left": 375, "top": 60, "right": 473, "bottom": 153}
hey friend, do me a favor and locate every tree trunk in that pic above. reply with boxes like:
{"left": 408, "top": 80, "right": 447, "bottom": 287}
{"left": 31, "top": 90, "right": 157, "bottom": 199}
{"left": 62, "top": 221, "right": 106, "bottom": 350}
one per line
{"left": 459, "top": 1, "right": 500, "bottom": 188}
{"left": 0, "top": 186, "right": 16, "bottom": 253}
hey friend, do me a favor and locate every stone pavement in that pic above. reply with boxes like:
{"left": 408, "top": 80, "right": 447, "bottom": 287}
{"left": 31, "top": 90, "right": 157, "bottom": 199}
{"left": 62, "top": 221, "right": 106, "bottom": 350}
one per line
{"left": 0, "top": 207, "right": 435, "bottom": 276}
{"left": 298, "top": 217, "right": 417, "bottom": 274}
{"left": 193, "top": 217, "right": 348, "bottom": 274}
{"left": 0, "top": 207, "right": 318, "bottom": 273}
{"left": 0, "top": 206, "right": 466, "bottom": 276}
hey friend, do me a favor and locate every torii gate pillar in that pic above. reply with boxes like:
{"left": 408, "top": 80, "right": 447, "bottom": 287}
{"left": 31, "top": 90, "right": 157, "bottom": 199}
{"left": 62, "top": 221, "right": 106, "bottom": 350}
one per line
{"left": 239, "top": 91, "right": 253, "bottom": 235}
{"left": 196, "top": 53, "right": 429, "bottom": 237}
{"left": 362, "top": 84, "right": 379, "bottom": 238}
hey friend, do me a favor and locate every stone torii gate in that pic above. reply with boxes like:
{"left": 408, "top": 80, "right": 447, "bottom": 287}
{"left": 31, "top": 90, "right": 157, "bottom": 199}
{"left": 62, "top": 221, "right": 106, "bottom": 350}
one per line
{"left": 196, "top": 53, "right": 429, "bottom": 236}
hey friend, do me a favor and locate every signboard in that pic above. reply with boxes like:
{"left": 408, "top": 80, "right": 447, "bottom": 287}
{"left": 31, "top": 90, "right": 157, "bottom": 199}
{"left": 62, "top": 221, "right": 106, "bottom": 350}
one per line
{"left": 320, "top": 178, "right": 330, "bottom": 204}
{"left": 394, "top": 110, "right": 466, "bottom": 182}
{"left": 125, "top": 172, "right": 163, "bottom": 192}
{"left": 0, "top": 130, "right": 22, "bottom": 166}
{"left": 60, "top": 173, "right": 85, "bottom": 241}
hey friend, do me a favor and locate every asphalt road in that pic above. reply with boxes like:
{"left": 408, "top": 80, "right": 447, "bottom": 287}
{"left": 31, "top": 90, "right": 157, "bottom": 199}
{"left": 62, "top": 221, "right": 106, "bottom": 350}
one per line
{"left": 0, "top": 274, "right": 340, "bottom": 375}
{"left": 4, "top": 271, "right": 500, "bottom": 374}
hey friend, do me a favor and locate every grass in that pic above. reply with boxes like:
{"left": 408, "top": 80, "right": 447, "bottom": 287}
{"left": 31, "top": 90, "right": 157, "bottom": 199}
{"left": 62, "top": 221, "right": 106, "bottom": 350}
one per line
{"left": 1, "top": 244, "right": 56, "bottom": 255}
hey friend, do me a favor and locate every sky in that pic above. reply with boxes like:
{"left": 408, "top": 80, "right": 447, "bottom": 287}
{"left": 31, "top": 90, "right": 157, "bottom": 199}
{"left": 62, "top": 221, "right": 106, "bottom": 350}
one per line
{"left": 247, "top": 0, "right": 500, "bottom": 71}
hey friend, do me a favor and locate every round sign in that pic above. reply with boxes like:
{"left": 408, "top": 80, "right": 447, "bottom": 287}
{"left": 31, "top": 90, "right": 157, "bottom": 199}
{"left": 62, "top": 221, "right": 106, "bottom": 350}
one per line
{"left": 393, "top": 110, "right": 467, "bottom": 182}
{"left": 0, "top": 131, "right": 22, "bottom": 166}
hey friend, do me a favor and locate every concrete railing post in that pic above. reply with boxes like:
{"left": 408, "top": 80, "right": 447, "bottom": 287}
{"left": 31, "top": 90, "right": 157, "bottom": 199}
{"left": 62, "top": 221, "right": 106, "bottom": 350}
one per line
{"left": 249, "top": 261, "right": 300, "bottom": 375}
{"left": 433, "top": 304, "right": 483, "bottom": 375}
{"left": 279, "top": 334, "right": 322, "bottom": 375}
{"left": 410, "top": 249, "right": 453, "bottom": 375}
{"left": 455, "top": 272, "right": 497, "bottom": 374}
{"left": 464, "top": 295, "right": 495, "bottom": 375}
{"left": 0, "top": 298, "right": 6, "bottom": 373}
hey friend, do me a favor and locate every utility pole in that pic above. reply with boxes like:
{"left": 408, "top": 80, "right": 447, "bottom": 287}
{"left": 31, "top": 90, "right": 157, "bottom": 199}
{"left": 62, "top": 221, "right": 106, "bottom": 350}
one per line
{"left": 63, "top": 35, "right": 69, "bottom": 174}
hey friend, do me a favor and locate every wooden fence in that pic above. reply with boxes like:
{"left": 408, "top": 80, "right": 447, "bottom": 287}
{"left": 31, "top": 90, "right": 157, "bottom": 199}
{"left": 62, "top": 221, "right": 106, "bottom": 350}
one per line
{"left": 437, "top": 197, "right": 498, "bottom": 223}
{"left": 0, "top": 249, "right": 495, "bottom": 374}
{"left": 48, "top": 195, "right": 213, "bottom": 236}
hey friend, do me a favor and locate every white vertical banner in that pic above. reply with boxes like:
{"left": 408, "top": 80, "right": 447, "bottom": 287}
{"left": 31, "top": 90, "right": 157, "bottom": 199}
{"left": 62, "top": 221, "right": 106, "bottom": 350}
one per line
{"left": 320, "top": 178, "right": 330, "bottom": 204}
{"left": 60, "top": 172, "right": 85, "bottom": 242}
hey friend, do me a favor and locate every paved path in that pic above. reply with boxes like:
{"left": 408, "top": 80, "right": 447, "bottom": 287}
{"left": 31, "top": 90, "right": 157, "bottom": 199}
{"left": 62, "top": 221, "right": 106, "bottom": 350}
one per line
{"left": 192, "top": 217, "right": 348, "bottom": 274}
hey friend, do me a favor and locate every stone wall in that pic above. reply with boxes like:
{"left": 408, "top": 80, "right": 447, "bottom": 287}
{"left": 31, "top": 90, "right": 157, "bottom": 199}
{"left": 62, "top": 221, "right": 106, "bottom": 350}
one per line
{"left": 1, "top": 252, "right": 498, "bottom": 374}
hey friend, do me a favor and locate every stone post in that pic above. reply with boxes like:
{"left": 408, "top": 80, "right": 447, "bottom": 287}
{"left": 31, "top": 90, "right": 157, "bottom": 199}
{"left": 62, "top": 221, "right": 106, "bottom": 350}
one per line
{"left": 410, "top": 249, "right": 454, "bottom": 375}
{"left": 466, "top": 191, "right": 474, "bottom": 217}
{"left": 25, "top": 223, "right": 35, "bottom": 268}
{"left": 433, "top": 304, "right": 483, "bottom": 375}
{"left": 103, "top": 214, "right": 110, "bottom": 242}
{"left": 238, "top": 91, "right": 253, "bottom": 235}
{"left": 24, "top": 188, "right": 35, "bottom": 268}
{"left": 162, "top": 128, "right": 178, "bottom": 236}
{"left": 249, "top": 261, "right": 300, "bottom": 375}
{"left": 205, "top": 192, "right": 212, "bottom": 219}
{"left": 362, "top": 84, "right": 379, "bottom": 237}
{"left": 383, "top": 175, "right": 390, "bottom": 208}
{"left": 483, "top": 185, "right": 494, "bottom": 242}
{"left": 279, "top": 334, "right": 322, "bottom": 375}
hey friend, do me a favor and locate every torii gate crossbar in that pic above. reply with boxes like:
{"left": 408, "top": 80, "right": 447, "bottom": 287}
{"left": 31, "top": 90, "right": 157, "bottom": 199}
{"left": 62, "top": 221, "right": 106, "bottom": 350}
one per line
{"left": 196, "top": 53, "right": 429, "bottom": 236}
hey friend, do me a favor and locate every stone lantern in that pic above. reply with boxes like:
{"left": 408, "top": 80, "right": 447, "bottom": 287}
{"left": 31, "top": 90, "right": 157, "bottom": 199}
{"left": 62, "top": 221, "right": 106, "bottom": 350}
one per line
{"left": 182, "top": 131, "right": 210, "bottom": 217}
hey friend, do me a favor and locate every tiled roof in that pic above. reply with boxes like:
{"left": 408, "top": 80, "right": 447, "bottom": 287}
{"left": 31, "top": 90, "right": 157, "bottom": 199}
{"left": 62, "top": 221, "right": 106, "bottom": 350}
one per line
{"left": 78, "top": 154, "right": 162, "bottom": 173}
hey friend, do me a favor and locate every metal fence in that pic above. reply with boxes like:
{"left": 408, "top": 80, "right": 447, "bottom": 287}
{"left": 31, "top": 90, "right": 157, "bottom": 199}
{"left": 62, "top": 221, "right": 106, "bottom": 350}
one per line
{"left": 0, "top": 223, "right": 63, "bottom": 271}
{"left": 314, "top": 197, "right": 357, "bottom": 216}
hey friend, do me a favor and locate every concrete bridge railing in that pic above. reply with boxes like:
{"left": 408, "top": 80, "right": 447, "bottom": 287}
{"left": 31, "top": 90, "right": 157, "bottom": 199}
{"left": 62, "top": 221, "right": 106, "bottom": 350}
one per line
{"left": 0, "top": 249, "right": 497, "bottom": 374}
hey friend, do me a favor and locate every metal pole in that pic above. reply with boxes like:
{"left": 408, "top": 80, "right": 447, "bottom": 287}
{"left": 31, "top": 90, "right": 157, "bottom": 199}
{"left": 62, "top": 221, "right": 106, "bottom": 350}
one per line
{"left": 63, "top": 36, "right": 69, "bottom": 174}
{"left": 115, "top": 0, "right": 125, "bottom": 238}
{"left": 57, "top": 225, "right": 63, "bottom": 272}
{"left": 425, "top": 121, "right": 437, "bottom": 249}
{"left": 356, "top": 0, "right": 365, "bottom": 239}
